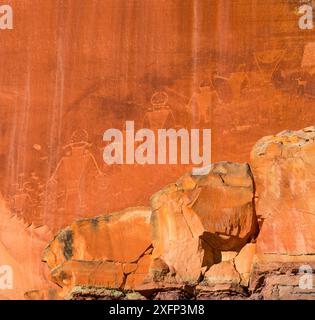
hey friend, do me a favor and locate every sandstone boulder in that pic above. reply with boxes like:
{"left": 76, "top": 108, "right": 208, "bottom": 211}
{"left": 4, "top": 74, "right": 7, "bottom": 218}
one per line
{"left": 202, "top": 243, "right": 256, "bottom": 290}
{"left": 204, "top": 261, "right": 241, "bottom": 286}
{"left": 43, "top": 207, "right": 152, "bottom": 297}
{"left": 150, "top": 162, "right": 258, "bottom": 282}
{"left": 234, "top": 243, "right": 256, "bottom": 286}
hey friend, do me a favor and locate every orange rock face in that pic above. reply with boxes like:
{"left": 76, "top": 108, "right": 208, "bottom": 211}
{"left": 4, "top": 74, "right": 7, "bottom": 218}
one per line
{"left": 251, "top": 127, "right": 315, "bottom": 256}
{"left": 2, "top": 0, "right": 315, "bottom": 300}
{"left": 150, "top": 162, "right": 258, "bottom": 282}
{"left": 0, "top": 196, "right": 56, "bottom": 299}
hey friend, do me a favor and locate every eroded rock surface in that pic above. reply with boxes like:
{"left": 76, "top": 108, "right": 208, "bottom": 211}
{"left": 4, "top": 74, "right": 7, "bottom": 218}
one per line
{"left": 251, "top": 127, "right": 315, "bottom": 256}
{"left": 246, "top": 126, "right": 315, "bottom": 299}
{"left": 0, "top": 196, "right": 56, "bottom": 300}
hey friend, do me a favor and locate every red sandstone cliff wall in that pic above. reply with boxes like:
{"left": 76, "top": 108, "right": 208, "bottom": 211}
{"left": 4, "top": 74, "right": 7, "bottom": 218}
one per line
{"left": 0, "top": 0, "right": 315, "bottom": 299}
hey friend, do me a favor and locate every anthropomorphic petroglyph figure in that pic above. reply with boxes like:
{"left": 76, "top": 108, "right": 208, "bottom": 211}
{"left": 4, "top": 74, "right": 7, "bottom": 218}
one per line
{"left": 229, "top": 64, "right": 249, "bottom": 100}
{"left": 10, "top": 182, "right": 32, "bottom": 218}
{"left": 9, "top": 171, "right": 47, "bottom": 225}
{"left": 254, "top": 49, "right": 285, "bottom": 83}
{"left": 143, "top": 91, "right": 176, "bottom": 129}
{"left": 26, "top": 172, "right": 45, "bottom": 224}
{"left": 47, "top": 130, "right": 102, "bottom": 220}
{"left": 188, "top": 80, "right": 219, "bottom": 125}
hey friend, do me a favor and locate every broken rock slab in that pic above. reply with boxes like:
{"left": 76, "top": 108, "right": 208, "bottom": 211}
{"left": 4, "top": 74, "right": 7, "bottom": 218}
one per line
{"left": 150, "top": 162, "right": 259, "bottom": 283}
{"left": 43, "top": 207, "right": 152, "bottom": 297}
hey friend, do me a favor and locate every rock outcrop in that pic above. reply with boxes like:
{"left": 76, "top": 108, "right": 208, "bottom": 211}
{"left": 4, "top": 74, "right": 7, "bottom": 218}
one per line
{"left": 246, "top": 126, "right": 315, "bottom": 299}
{"left": 7, "top": 125, "right": 315, "bottom": 300}
{"left": 150, "top": 162, "right": 258, "bottom": 282}
{"left": 43, "top": 162, "right": 259, "bottom": 299}
{"left": 251, "top": 126, "right": 315, "bottom": 256}
{"left": 43, "top": 207, "right": 153, "bottom": 298}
